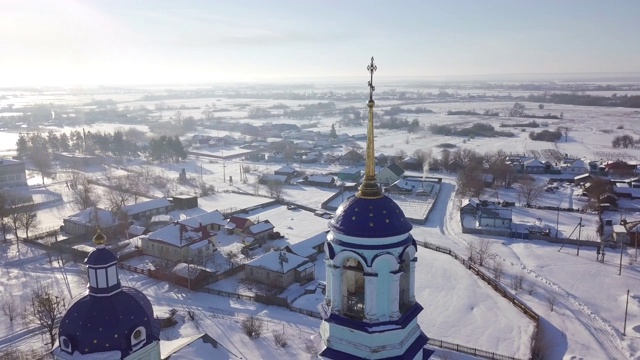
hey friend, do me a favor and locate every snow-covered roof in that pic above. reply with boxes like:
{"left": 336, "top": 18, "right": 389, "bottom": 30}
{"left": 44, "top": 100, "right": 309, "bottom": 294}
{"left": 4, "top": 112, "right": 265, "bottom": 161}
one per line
{"left": 275, "top": 166, "right": 296, "bottom": 174}
{"left": 338, "top": 167, "right": 361, "bottom": 175}
{"left": 181, "top": 211, "right": 226, "bottom": 227}
{"left": 247, "top": 220, "right": 274, "bottom": 235}
{"left": 122, "top": 198, "right": 172, "bottom": 216}
{"left": 260, "top": 174, "right": 288, "bottom": 183}
{"left": 188, "top": 239, "right": 210, "bottom": 250}
{"left": 160, "top": 334, "right": 237, "bottom": 360}
{"left": 288, "top": 232, "right": 327, "bottom": 258}
{"left": 171, "top": 263, "right": 208, "bottom": 279}
{"left": 147, "top": 222, "right": 212, "bottom": 247}
{"left": 305, "top": 175, "right": 334, "bottom": 183}
{"left": 66, "top": 207, "right": 117, "bottom": 227}
{"left": 389, "top": 179, "right": 414, "bottom": 191}
{"left": 52, "top": 348, "right": 122, "bottom": 359}
{"left": 127, "top": 225, "right": 146, "bottom": 236}
{"left": 245, "top": 250, "right": 308, "bottom": 273}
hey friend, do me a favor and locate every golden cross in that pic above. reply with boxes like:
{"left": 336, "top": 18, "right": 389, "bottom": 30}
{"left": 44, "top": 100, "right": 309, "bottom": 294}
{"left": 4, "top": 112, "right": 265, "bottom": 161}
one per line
{"left": 367, "top": 57, "right": 377, "bottom": 100}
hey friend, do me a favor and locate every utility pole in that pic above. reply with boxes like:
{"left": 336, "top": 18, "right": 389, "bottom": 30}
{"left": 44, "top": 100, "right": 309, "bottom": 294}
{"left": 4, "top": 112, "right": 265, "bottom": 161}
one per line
{"left": 556, "top": 207, "right": 560, "bottom": 238}
{"left": 200, "top": 164, "right": 203, "bottom": 181}
{"left": 619, "top": 240, "right": 624, "bottom": 276}
{"left": 576, "top": 217, "right": 582, "bottom": 256}
{"left": 624, "top": 289, "right": 630, "bottom": 336}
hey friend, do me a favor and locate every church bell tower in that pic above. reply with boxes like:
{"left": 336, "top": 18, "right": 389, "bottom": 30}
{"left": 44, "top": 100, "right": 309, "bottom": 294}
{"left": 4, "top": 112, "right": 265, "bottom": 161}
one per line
{"left": 319, "top": 58, "right": 433, "bottom": 359}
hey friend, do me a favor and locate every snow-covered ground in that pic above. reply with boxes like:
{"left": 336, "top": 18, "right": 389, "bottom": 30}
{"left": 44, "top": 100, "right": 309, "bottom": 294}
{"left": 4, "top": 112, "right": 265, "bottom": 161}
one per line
{"left": 2, "top": 87, "right": 640, "bottom": 359}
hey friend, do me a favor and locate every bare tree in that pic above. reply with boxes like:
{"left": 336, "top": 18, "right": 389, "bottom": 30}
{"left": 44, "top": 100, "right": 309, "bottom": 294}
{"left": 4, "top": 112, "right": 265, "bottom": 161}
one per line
{"left": 511, "top": 271, "right": 525, "bottom": 292}
{"left": 490, "top": 259, "right": 504, "bottom": 281}
{"left": 6, "top": 194, "right": 28, "bottom": 250}
{"left": 17, "top": 200, "right": 38, "bottom": 241}
{"left": 124, "top": 173, "right": 149, "bottom": 204}
{"left": 30, "top": 283, "right": 66, "bottom": 348}
{"left": 1, "top": 293, "right": 20, "bottom": 322}
{"left": 0, "top": 191, "right": 9, "bottom": 243}
{"left": 265, "top": 180, "right": 284, "bottom": 199}
{"left": 546, "top": 294, "right": 557, "bottom": 312}
{"left": 303, "top": 339, "right": 318, "bottom": 355}
{"left": 201, "top": 104, "right": 216, "bottom": 121}
{"left": 467, "top": 238, "right": 494, "bottom": 267}
{"left": 524, "top": 281, "right": 536, "bottom": 295}
{"left": 241, "top": 316, "right": 264, "bottom": 339}
{"left": 516, "top": 179, "right": 544, "bottom": 207}
{"left": 30, "top": 151, "right": 55, "bottom": 187}
{"left": 105, "top": 176, "right": 133, "bottom": 213}
{"left": 272, "top": 331, "right": 288, "bottom": 348}
{"left": 68, "top": 173, "right": 99, "bottom": 211}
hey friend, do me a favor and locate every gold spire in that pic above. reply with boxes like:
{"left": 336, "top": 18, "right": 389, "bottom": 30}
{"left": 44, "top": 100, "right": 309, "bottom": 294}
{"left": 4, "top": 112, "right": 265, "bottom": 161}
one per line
{"left": 93, "top": 226, "right": 107, "bottom": 246}
{"left": 357, "top": 57, "right": 383, "bottom": 199}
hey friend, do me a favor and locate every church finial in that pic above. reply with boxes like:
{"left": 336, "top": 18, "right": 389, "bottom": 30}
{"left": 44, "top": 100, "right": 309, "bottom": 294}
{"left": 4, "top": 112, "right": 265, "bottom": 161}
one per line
{"left": 93, "top": 226, "right": 106, "bottom": 247}
{"left": 357, "top": 57, "right": 383, "bottom": 199}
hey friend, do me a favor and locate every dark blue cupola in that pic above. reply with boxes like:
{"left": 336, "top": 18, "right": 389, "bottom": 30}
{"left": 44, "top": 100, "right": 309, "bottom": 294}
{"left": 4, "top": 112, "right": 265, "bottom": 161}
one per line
{"left": 86, "top": 228, "right": 121, "bottom": 296}
{"left": 54, "top": 228, "right": 160, "bottom": 359}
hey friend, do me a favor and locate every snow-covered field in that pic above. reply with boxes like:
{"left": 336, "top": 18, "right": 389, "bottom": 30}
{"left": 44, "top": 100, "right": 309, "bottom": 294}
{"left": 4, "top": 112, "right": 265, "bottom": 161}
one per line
{"left": 2, "top": 86, "right": 640, "bottom": 359}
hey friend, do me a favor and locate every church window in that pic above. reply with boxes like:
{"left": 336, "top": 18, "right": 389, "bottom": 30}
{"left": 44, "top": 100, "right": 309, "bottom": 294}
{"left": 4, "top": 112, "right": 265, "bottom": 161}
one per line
{"left": 89, "top": 269, "right": 97, "bottom": 287}
{"left": 342, "top": 257, "right": 365, "bottom": 319}
{"left": 97, "top": 269, "right": 107, "bottom": 288}
{"left": 107, "top": 266, "right": 118, "bottom": 287}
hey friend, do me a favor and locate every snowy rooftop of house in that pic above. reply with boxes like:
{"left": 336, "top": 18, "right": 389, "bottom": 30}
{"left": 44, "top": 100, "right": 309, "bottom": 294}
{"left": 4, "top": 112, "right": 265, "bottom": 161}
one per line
{"left": 275, "top": 166, "right": 296, "bottom": 174}
{"left": 338, "top": 167, "right": 361, "bottom": 174}
{"left": 122, "top": 198, "right": 172, "bottom": 215}
{"left": 389, "top": 179, "right": 414, "bottom": 191}
{"left": 128, "top": 225, "right": 146, "bottom": 236}
{"left": 171, "top": 263, "right": 209, "bottom": 279}
{"left": 248, "top": 221, "right": 274, "bottom": 235}
{"left": 288, "top": 232, "right": 327, "bottom": 258}
{"left": 305, "top": 175, "right": 334, "bottom": 183}
{"left": 147, "top": 223, "right": 211, "bottom": 247}
{"left": 260, "top": 174, "right": 288, "bottom": 183}
{"left": 66, "top": 207, "right": 117, "bottom": 226}
{"left": 160, "top": 334, "right": 237, "bottom": 360}
{"left": 245, "top": 250, "right": 308, "bottom": 273}
{"left": 188, "top": 239, "right": 210, "bottom": 250}
{"left": 181, "top": 210, "right": 226, "bottom": 227}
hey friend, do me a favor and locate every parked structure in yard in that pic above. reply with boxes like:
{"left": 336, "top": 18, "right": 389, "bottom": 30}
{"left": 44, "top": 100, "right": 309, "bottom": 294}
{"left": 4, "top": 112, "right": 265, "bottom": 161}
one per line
{"left": 244, "top": 250, "right": 314, "bottom": 289}
{"left": 172, "top": 194, "right": 198, "bottom": 210}
{"left": 477, "top": 204, "right": 513, "bottom": 229}
{"left": 0, "top": 158, "right": 28, "bottom": 188}
{"left": 298, "top": 174, "right": 336, "bottom": 188}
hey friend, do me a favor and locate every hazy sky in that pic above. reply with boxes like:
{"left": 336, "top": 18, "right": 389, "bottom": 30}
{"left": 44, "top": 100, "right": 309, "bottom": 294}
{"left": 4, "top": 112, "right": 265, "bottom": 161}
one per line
{"left": 1, "top": 0, "right": 639, "bottom": 86}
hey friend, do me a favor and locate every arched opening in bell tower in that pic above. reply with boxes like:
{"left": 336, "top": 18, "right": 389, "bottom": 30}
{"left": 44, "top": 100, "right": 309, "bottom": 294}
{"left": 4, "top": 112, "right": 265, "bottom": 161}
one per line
{"left": 342, "top": 257, "right": 365, "bottom": 319}
{"left": 399, "top": 251, "right": 412, "bottom": 313}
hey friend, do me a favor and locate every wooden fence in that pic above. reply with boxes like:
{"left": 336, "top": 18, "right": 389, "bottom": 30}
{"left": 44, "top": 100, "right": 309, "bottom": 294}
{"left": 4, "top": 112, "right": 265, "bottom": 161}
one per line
{"left": 416, "top": 239, "right": 540, "bottom": 324}
{"left": 427, "top": 338, "right": 522, "bottom": 360}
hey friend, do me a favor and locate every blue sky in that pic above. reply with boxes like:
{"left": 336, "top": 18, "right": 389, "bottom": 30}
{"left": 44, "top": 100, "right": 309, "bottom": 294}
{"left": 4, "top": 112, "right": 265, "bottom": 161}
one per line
{"left": 1, "top": 0, "right": 639, "bottom": 86}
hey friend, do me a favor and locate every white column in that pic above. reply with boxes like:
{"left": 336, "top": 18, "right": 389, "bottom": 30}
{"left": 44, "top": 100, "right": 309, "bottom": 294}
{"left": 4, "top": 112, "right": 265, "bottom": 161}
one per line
{"left": 325, "top": 261, "right": 332, "bottom": 306}
{"left": 409, "top": 259, "right": 417, "bottom": 303}
{"left": 389, "top": 272, "right": 401, "bottom": 320}
{"left": 330, "top": 266, "right": 342, "bottom": 313}
{"left": 364, "top": 273, "right": 377, "bottom": 322}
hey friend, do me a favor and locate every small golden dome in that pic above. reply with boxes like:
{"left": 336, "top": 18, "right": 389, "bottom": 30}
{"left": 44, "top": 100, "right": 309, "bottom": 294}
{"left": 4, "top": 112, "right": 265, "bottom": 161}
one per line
{"left": 93, "top": 227, "right": 107, "bottom": 246}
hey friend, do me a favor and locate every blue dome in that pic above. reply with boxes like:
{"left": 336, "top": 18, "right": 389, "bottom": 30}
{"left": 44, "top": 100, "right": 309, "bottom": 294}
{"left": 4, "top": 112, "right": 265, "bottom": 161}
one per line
{"left": 330, "top": 195, "right": 412, "bottom": 238}
{"left": 85, "top": 247, "right": 118, "bottom": 267}
{"left": 58, "top": 287, "right": 157, "bottom": 356}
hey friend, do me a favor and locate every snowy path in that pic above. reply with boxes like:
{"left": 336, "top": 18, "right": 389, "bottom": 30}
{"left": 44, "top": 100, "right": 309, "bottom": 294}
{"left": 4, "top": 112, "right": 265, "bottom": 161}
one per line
{"left": 436, "top": 178, "right": 631, "bottom": 359}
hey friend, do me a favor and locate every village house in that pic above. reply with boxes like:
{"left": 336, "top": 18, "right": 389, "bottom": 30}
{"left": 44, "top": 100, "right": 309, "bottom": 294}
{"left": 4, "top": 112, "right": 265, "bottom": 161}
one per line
{"left": 0, "top": 158, "right": 28, "bottom": 188}
{"left": 337, "top": 167, "right": 362, "bottom": 183}
{"left": 63, "top": 207, "right": 120, "bottom": 236}
{"left": 298, "top": 175, "right": 336, "bottom": 188}
{"left": 376, "top": 163, "right": 405, "bottom": 186}
{"left": 225, "top": 215, "right": 254, "bottom": 235}
{"left": 284, "top": 231, "right": 327, "bottom": 262}
{"left": 54, "top": 152, "right": 102, "bottom": 167}
{"left": 523, "top": 158, "right": 546, "bottom": 174}
{"left": 339, "top": 150, "right": 365, "bottom": 166}
{"left": 122, "top": 198, "right": 173, "bottom": 223}
{"left": 274, "top": 165, "right": 297, "bottom": 180}
{"left": 245, "top": 220, "right": 275, "bottom": 242}
{"left": 141, "top": 221, "right": 216, "bottom": 263}
{"left": 561, "top": 159, "right": 589, "bottom": 174}
{"left": 399, "top": 156, "right": 422, "bottom": 171}
{"left": 244, "top": 250, "right": 315, "bottom": 289}
{"left": 477, "top": 205, "right": 513, "bottom": 229}
{"left": 259, "top": 174, "right": 288, "bottom": 185}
